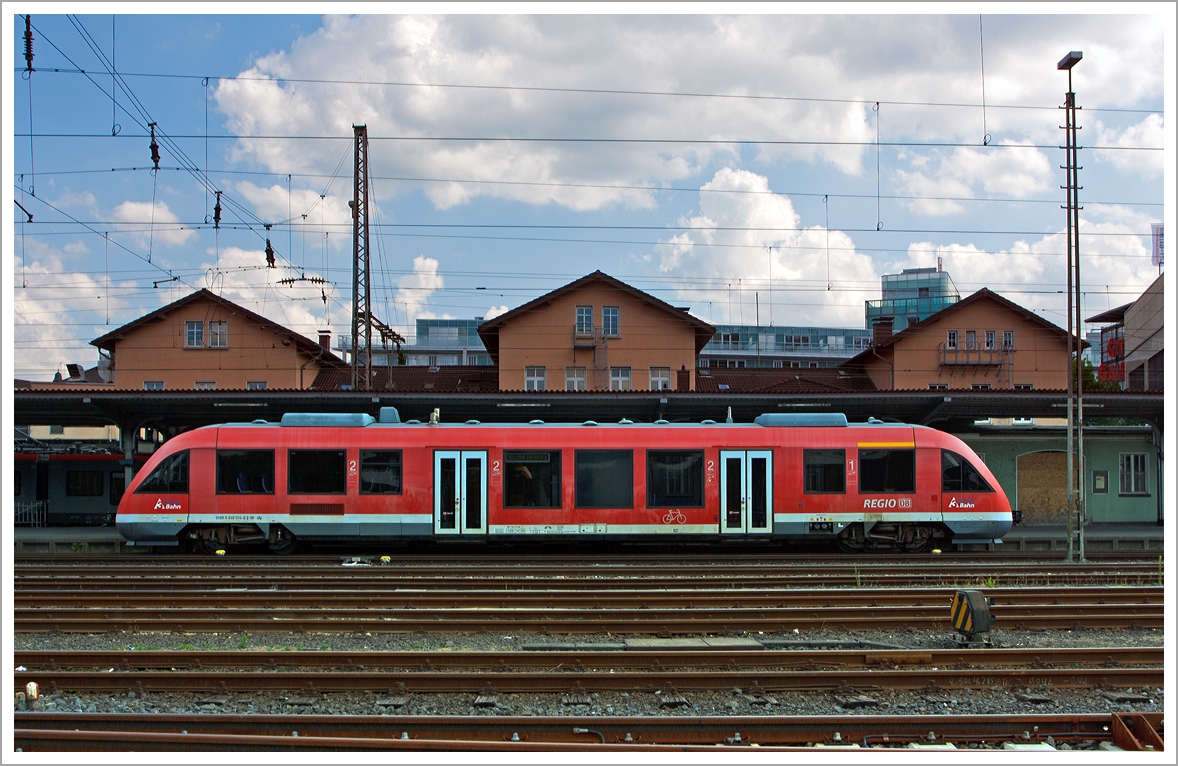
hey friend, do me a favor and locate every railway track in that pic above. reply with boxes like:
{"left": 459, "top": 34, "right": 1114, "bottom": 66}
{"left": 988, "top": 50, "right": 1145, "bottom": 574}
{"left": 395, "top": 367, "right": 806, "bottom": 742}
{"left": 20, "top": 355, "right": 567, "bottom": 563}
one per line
{"left": 13, "top": 712, "right": 1165, "bottom": 751}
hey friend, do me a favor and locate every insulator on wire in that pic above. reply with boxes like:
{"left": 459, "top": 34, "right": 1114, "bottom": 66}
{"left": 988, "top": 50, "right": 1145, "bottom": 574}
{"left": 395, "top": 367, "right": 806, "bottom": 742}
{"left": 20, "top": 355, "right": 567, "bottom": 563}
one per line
{"left": 265, "top": 239, "right": 275, "bottom": 268}
{"left": 213, "top": 191, "right": 222, "bottom": 230}
{"left": 23, "top": 16, "right": 34, "bottom": 73}
{"left": 148, "top": 123, "right": 160, "bottom": 170}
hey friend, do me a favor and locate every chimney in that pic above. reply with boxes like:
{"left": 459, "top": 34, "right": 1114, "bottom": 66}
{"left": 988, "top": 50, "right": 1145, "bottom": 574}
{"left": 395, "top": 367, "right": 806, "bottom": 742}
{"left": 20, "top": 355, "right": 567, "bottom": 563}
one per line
{"left": 318, "top": 331, "right": 331, "bottom": 351}
{"left": 66, "top": 363, "right": 84, "bottom": 380}
{"left": 872, "top": 317, "right": 894, "bottom": 346}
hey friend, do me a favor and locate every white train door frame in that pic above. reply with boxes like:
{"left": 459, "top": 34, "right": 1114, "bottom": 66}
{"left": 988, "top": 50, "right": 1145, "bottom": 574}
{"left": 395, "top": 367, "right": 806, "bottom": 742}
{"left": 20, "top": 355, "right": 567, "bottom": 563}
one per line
{"left": 434, "top": 450, "right": 488, "bottom": 535}
{"left": 719, "top": 450, "right": 773, "bottom": 535}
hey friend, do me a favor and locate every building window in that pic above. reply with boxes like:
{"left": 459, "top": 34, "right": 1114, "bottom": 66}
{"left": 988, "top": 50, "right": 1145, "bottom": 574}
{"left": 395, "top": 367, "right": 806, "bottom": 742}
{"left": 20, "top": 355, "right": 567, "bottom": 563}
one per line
{"left": 565, "top": 366, "right": 587, "bottom": 391}
{"left": 246, "top": 381, "right": 268, "bottom": 390}
{"left": 603, "top": 306, "right": 620, "bottom": 337}
{"left": 1119, "top": 453, "right": 1149, "bottom": 496}
{"left": 1002, "top": 330, "right": 1015, "bottom": 350}
{"left": 1092, "top": 470, "right": 1109, "bottom": 494}
{"left": 49, "top": 425, "right": 65, "bottom": 435}
{"left": 525, "top": 366, "right": 547, "bottom": 391}
{"left": 649, "top": 367, "right": 671, "bottom": 391}
{"left": 65, "top": 470, "right": 104, "bottom": 497}
{"left": 928, "top": 383, "right": 948, "bottom": 391}
{"left": 1014, "top": 383, "right": 1034, "bottom": 390}
{"left": 609, "top": 367, "right": 631, "bottom": 391}
{"left": 144, "top": 381, "right": 165, "bottom": 391}
{"left": 195, "top": 381, "right": 217, "bottom": 390}
{"left": 575, "top": 305, "right": 593, "bottom": 336}
{"left": 965, "top": 330, "right": 977, "bottom": 350}
{"left": 185, "top": 320, "right": 204, "bottom": 348}
{"left": 208, "top": 320, "right": 228, "bottom": 348}
{"left": 946, "top": 330, "right": 958, "bottom": 350}
{"left": 360, "top": 451, "right": 402, "bottom": 494}
{"left": 985, "top": 330, "right": 996, "bottom": 350}
{"left": 971, "top": 383, "right": 991, "bottom": 391}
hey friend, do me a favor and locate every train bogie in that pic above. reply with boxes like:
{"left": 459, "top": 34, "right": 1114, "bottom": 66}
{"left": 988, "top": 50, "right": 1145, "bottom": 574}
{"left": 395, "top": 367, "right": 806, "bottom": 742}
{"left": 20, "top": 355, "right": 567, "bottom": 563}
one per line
{"left": 117, "top": 411, "right": 1013, "bottom": 552}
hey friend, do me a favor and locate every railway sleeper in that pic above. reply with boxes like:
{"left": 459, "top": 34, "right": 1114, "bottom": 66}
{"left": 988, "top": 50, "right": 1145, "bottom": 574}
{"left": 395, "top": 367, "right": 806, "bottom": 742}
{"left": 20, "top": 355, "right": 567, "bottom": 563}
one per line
{"left": 836, "top": 523, "right": 946, "bottom": 554}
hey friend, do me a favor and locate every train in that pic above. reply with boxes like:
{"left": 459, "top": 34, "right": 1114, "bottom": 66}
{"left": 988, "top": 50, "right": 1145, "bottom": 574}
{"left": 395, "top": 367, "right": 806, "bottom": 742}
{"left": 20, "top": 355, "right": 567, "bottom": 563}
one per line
{"left": 114, "top": 408, "right": 1013, "bottom": 554}
{"left": 15, "top": 452, "right": 148, "bottom": 527}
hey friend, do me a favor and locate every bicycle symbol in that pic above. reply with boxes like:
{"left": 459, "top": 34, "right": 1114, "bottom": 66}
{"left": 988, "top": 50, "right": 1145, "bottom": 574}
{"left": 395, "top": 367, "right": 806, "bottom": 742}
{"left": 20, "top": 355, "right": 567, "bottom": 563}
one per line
{"left": 662, "top": 509, "right": 686, "bottom": 525}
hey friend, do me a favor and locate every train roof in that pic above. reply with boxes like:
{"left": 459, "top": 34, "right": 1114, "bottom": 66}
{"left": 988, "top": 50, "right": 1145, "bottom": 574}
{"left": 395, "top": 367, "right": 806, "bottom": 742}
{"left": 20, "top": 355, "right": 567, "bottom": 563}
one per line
{"left": 206, "top": 409, "right": 928, "bottom": 430}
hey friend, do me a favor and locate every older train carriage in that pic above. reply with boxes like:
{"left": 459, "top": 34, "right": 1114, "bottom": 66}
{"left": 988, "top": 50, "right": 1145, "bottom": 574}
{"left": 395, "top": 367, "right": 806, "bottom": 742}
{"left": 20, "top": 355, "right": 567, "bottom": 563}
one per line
{"left": 116, "top": 409, "right": 1012, "bottom": 553}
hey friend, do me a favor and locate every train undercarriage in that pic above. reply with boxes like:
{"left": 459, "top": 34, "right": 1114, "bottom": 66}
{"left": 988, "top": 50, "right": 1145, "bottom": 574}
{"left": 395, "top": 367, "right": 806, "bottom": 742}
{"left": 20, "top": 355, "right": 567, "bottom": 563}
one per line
{"left": 835, "top": 522, "right": 947, "bottom": 553}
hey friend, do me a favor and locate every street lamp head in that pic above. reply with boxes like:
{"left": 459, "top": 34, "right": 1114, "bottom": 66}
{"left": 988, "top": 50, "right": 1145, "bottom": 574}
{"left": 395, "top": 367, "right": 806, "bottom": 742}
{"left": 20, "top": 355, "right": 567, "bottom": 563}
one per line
{"left": 1058, "top": 51, "right": 1083, "bottom": 70}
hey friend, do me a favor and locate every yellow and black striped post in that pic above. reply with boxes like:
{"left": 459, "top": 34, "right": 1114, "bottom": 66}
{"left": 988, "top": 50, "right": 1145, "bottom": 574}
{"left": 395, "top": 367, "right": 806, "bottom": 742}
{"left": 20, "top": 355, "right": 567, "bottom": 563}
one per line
{"left": 951, "top": 589, "right": 994, "bottom": 639}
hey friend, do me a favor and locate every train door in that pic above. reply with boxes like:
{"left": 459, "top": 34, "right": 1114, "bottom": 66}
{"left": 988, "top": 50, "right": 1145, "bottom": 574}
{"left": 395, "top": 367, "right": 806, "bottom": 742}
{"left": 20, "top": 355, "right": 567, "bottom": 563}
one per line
{"left": 434, "top": 451, "right": 488, "bottom": 535}
{"left": 719, "top": 450, "right": 772, "bottom": 534}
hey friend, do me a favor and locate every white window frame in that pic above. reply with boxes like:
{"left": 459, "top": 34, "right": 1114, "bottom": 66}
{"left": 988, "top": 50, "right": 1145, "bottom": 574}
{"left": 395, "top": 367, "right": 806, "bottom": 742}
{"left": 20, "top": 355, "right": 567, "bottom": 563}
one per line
{"left": 1003, "top": 330, "right": 1015, "bottom": 350}
{"left": 1119, "top": 453, "right": 1149, "bottom": 496}
{"left": 609, "top": 367, "right": 632, "bottom": 391}
{"left": 185, "top": 320, "right": 204, "bottom": 349}
{"left": 246, "top": 381, "right": 268, "bottom": 390}
{"left": 985, "top": 330, "right": 996, "bottom": 350}
{"left": 524, "top": 366, "right": 547, "bottom": 391}
{"left": 144, "top": 380, "right": 165, "bottom": 391}
{"left": 565, "top": 366, "right": 587, "bottom": 391}
{"left": 970, "top": 383, "right": 991, "bottom": 391}
{"left": 603, "top": 306, "right": 620, "bottom": 337}
{"left": 208, "top": 320, "right": 228, "bottom": 349}
{"left": 649, "top": 367, "right": 671, "bottom": 391}
{"left": 575, "top": 305, "right": 593, "bottom": 336}
{"left": 1014, "top": 383, "right": 1034, "bottom": 391}
{"left": 965, "top": 330, "right": 977, "bottom": 350}
{"left": 946, "top": 330, "right": 958, "bottom": 350}
{"left": 928, "top": 383, "right": 948, "bottom": 390}
{"left": 195, "top": 381, "right": 217, "bottom": 390}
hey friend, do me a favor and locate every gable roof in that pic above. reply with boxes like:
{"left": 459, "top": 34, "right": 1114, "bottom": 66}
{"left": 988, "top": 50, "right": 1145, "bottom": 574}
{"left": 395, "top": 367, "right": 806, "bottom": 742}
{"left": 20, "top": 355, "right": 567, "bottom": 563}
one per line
{"left": 842, "top": 287, "right": 1085, "bottom": 368}
{"left": 476, "top": 271, "right": 715, "bottom": 360}
{"left": 90, "top": 288, "right": 345, "bottom": 365}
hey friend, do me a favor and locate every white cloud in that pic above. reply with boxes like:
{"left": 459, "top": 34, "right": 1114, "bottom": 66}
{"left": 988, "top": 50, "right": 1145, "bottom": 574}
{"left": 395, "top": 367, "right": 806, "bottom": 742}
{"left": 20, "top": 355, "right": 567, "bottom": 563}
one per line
{"left": 395, "top": 255, "right": 445, "bottom": 321}
{"left": 896, "top": 141, "right": 1053, "bottom": 215}
{"left": 1094, "top": 114, "right": 1164, "bottom": 179}
{"left": 656, "top": 168, "right": 880, "bottom": 327}
{"left": 110, "top": 200, "right": 196, "bottom": 248}
{"left": 483, "top": 304, "right": 510, "bottom": 320}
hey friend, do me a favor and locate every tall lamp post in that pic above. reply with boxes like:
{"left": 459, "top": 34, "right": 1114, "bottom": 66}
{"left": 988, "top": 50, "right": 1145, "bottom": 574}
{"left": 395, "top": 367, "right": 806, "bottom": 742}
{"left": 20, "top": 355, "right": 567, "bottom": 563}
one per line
{"left": 1059, "top": 51, "right": 1085, "bottom": 562}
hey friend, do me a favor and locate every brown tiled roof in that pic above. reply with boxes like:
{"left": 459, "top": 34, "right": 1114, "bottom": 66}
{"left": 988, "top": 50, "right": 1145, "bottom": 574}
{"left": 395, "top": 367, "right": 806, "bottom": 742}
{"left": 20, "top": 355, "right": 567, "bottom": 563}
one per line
{"left": 694, "top": 367, "right": 878, "bottom": 394}
{"left": 91, "top": 288, "right": 344, "bottom": 365}
{"left": 476, "top": 270, "right": 715, "bottom": 360}
{"left": 311, "top": 365, "right": 499, "bottom": 392}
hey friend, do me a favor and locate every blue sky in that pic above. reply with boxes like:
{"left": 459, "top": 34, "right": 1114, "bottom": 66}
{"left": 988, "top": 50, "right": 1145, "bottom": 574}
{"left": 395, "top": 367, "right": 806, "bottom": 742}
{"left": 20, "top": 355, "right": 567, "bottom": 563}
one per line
{"left": 5, "top": 7, "right": 1171, "bottom": 380}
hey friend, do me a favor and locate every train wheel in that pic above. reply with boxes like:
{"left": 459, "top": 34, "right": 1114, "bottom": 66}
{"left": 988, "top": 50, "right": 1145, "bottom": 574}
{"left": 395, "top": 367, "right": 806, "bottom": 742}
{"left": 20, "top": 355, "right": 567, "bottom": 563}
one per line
{"left": 269, "top": 528, "right": 298, "bottom": 555}
{"left": 835, "top": 525, "right": 864, "bottom": 554}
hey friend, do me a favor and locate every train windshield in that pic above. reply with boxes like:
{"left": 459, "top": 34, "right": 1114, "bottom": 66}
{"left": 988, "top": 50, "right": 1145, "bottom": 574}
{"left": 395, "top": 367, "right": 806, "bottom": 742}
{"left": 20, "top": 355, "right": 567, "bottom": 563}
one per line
{"left": 941, "top": 450, "right": 993, "bottom": 492}
{"left": 134, "top": 450, "right": 189, "bottom": 494}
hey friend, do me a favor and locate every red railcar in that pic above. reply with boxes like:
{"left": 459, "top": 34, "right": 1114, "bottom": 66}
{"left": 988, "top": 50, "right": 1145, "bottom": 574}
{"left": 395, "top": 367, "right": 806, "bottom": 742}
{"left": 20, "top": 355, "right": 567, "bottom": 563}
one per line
{"left": 116, "top": 409, "right": 1012, "bottom": 553}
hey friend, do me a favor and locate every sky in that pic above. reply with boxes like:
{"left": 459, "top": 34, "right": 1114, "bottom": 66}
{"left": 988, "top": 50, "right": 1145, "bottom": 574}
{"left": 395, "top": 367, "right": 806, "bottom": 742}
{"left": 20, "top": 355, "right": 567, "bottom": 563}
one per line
{"left": 4, "top": 5, "right": 1172, "bottom": 381}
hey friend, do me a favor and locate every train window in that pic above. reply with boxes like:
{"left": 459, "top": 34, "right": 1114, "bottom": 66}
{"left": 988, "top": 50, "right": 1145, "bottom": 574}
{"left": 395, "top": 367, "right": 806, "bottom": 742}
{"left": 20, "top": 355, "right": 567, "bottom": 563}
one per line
{"left": 504, "top": 451, "right": 561, "bottom": 508}
{"left": 575, "top": 450, "right": 633, "bottom": 508}
{"left": 647, "top": 451, "right": 704, "bottom": 507}
{"left": 109, "top": 471, "right": 126, "bottom": 505}
{"left": 941, "top": 450, "right": 993, "bottom": 492}
{"left": 66, "top": 471, "right": 104, "bottom": 497}
{"left": 289, "top": 450, "right": 346, "bottom": 494}
{"left": 360, "top": 451, "right": 403, "bottom": 494}
{"left": 858, "top": 449, "right": 915, "bottom": 494}
{"left": 217, "top": 450, "right": 275, "bottom": 494}
{"left": 135, "top": 451, "right": 189, "bottom": 494}
{"left": 804, "top": 449, "right": 845, "bottom": 493}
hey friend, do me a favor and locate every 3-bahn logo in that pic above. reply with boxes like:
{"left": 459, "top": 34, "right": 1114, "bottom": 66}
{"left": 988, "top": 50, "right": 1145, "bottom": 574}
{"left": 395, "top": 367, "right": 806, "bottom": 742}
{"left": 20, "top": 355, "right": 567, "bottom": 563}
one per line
{"left": 153, "top": 499, "right": 183, "bottom": 511}
{"left": 947, "top": 497, "right": 976, "bottom": 509}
